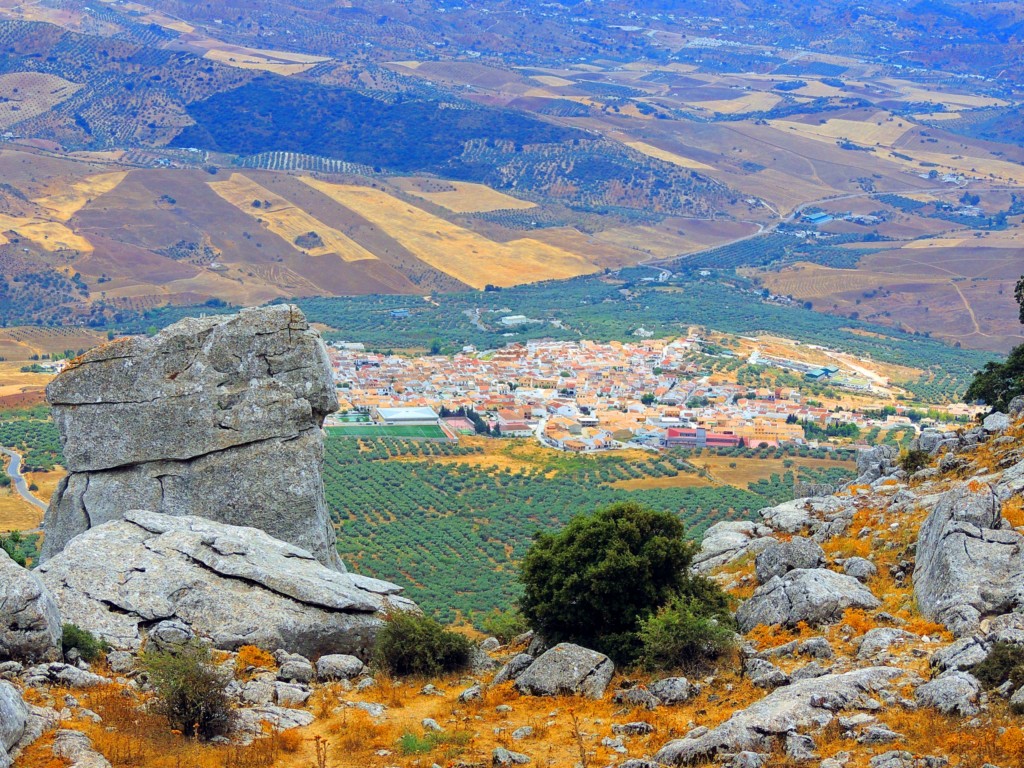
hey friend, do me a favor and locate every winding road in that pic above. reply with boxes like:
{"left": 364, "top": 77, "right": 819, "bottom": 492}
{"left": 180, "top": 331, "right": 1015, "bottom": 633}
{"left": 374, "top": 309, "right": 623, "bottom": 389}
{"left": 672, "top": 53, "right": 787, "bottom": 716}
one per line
{"left": 1, "top": 447, "right": 47, "bottom": 512}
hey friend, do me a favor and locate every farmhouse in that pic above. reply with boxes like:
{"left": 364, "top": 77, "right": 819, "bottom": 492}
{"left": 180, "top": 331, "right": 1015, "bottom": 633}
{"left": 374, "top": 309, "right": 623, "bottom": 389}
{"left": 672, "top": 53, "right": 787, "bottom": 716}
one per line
{"left": 374, "top": 406, "right": 440, "bottom": 425}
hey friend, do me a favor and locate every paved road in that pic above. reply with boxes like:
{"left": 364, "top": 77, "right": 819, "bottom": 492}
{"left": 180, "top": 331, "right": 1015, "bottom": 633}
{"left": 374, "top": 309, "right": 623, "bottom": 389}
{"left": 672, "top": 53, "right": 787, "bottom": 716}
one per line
{"left": 1, "top": 447, "right": 47, "bottom": 512}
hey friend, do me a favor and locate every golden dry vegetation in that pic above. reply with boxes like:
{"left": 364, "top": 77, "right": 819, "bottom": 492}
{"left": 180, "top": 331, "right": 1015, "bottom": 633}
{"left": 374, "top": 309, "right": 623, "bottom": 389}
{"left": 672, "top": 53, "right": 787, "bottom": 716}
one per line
{"left": 391, "top": 178, "right": 537, "bottom": 213}
{"left": 623, "top": 141, "right": 716, "bottom": 171}
{"left": 298, "top": 178, "right": 600, "bottom": 288}
{"left": 33, "top": 171, "right": 127, "bottom": 220}
{"left": 208, "top": 174, "right": 378, "bottom": 262}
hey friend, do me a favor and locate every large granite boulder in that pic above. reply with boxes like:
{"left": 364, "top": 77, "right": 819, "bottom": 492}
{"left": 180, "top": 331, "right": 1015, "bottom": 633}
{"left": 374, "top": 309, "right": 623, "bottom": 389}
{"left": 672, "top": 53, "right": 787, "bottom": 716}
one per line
{"left": 653, "top": 667, "right": 902, "bottom": 765}
{"left": 0, "top": 681, "right": 29, "bottom": 768}
{"left": 913, "top": 480, "right": 1024, "bottom": 636}
{"left": 37, "top": 510, "right": 415, "bottom": 659}
{"left": 514, "top": 643, "right": 614, "bottom": 699}
{"left": 40, "top": 304, "right": 342, "bottom": 570}
{"left": 736, "top": 568, "right": 880, "bottom": 633}
{"left": 0, "top": 549, "right": 61, "bottom": 663}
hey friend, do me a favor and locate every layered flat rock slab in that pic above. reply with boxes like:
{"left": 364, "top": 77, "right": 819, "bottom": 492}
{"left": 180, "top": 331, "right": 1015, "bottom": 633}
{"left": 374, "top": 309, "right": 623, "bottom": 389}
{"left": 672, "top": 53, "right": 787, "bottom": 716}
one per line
{"left": 0, "top": 549, "right": 62, "bottom": 663}
{"left": 38, "top": 511, "right": 415, "bottom": 659}
{"left": 40, "top": 304, "right": 342, "bottom": 569}
{"left": 736, "top": 568, "right": 880, "bottom": 633}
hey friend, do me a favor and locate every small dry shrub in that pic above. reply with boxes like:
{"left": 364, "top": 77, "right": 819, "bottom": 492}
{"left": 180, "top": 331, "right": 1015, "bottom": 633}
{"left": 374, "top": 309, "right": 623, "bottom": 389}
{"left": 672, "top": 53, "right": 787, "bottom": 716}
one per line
{"left": 234, "top": 645, "right": 275, "bottom": 678}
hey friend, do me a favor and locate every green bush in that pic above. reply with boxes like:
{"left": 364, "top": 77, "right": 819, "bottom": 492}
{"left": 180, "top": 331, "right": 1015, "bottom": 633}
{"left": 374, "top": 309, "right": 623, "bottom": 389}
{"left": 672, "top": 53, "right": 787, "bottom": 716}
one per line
{"left": 141, "top": 640, "right": 235, "bottom": 739}
{"left": 971, "top": 642, "right": 1024, "bottom": 701}
{"left": 61, "top": 623, "right": 109, "bottom": 663}
{"left": 478, "top": 607, "right": 529, "bottom": 644}
{"left": 518, "top": 501, "right": 701, "bottom": 664}
{"left": 899, "top": 448, "right": 931, "bottom": 475}
{"left": 638, "top": 588, "right": 736, "bottom": 672}
{"left": 372, "top": 612, "right": 473, "bottom": 677}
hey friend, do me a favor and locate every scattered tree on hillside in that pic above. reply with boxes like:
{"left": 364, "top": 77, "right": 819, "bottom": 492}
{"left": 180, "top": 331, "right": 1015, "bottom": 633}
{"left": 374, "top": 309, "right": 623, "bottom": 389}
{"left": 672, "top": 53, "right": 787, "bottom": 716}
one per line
{"left": 518, "top": 501, "right": 733, "bottom": 665}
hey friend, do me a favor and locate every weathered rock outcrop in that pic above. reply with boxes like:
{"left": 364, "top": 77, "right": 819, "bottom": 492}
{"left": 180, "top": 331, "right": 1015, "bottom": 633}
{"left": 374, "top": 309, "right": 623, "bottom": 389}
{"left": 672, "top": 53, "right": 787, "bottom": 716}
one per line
{"left": 38, "top": 511, "right": 415, "bottom": 659}
{"left": 736, "top": 568, "right": 880, "bottom": 633}
{"left": 0, "top": 549, "right": 61, "bottom": 663}
{"left": 40, "top": 304, "right": 342, "bottom": 570}
{"left": 653, "top": 667, "right": 903, "bottom": 765}
{"left": 514, "top": 643, "right": 614, "bottom": 699}
{"left": 0, "top": 681, "right": 29, "bottom": 768}
{"left": 913, "top": 480, "right": 1024, "bottom": 636}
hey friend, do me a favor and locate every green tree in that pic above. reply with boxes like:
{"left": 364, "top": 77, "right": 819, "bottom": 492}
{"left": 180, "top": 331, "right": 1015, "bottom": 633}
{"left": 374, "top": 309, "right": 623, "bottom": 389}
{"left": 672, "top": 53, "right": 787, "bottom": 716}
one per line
{"left": 518, "top": 501, "right": 698, "bottom": 663}
{"left": 141, "top": 640, "right": 234, "bottom": 739}
{"left": 641, "top": 393, "right": 656, "bottom": 405}
{"left": 965, "top": 277, "right": 1024, "bottom": 411}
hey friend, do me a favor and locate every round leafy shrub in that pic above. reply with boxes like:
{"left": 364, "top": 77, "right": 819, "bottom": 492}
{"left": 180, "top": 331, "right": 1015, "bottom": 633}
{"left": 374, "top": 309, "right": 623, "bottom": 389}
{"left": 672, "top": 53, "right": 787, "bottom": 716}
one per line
{"left": 62, "top": 623, "right": 110, "bottom": 663}
{"left": 372, "top": 611, "right": 473, "bottom": 677}
{"left": 518, "top": 501, "right": 705, "bottom": 664}
{"left": 638, "top": 587, "right": 736, "bottom": 672}
{"left": 478, "top": 607, "right": 529, "bottom": 644}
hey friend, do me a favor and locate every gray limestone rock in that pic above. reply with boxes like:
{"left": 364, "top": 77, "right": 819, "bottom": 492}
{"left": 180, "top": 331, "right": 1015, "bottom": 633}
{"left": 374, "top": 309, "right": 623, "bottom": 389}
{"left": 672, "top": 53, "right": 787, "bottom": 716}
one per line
{"left": 648, "top": 676, "right": 697, "bottom": 705}
{"left": 0, "top": 549, "right": 62, "bottom": 663}
{"left": 491, "top": 653, "right": 538, "bottom": 687}
{"left": 755, "top": 537, "right": 826, "bottom": 584}
{"left": 914, "top": 671, "right": 982, "bottom": 716}
{"left": 37, "top": 511, "right": 415, "bottom": 658}
{"left": 692, "top": 521, "right": 773, "bottom": 574}
{"left": 983, "top": 412, "right": 1011, "bottom": 433}
{"left": 857, "top": 628, "right": 917, "bottom": 660}
{"left": 51, "top": 729, "right": 111, "bottom": 768}
{"left": 744, "top": 658, "right": 790, "bottom": 689}
{"left": 913, "top": 480, "right": 1024, "bottom": 636}
{"left": 316, "top": 654, "right": 365, "bottom": 681}
{"left": 0, "top": 681, "right": 28, "bottom": 768}
{"left": 612, "top": 687, "right": 661, "bottom": 709}
{"left": 40, "top": 305, "right": 342, "bottom": 570}
{"left": 492, "top": 747, "right": 531, "bottom": 765}
{"left": 514, "top": 643, "right": 614, "bottom": 699}
{"left": 22, "top": 663, "right": 108, "bottom": 689}
{"left": 653, "top": 667, "right": 902, "bottom": 765}
{"left": 736, "top": 568, "right": 881, "bottom": 633}
{"left": 843, "top": 557, "right": 878, "bottom": 583}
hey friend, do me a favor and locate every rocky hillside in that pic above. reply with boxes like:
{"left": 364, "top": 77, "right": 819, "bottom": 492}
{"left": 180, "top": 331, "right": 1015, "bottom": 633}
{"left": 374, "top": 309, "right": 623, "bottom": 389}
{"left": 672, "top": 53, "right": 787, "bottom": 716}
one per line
{"left": 5, "top": 312, "right": 1024, "bottom": 768}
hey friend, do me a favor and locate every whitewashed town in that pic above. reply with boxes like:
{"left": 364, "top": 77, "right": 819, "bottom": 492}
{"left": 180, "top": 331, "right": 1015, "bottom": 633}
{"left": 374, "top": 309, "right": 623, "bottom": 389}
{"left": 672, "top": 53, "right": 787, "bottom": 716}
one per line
{"left": 323, "top": 335, "right": 980, "bottom": 453}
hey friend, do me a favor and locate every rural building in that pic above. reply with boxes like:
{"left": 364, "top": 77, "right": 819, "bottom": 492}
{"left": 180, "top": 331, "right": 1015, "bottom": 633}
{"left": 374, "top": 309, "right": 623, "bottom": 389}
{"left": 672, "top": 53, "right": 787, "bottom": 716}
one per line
{"left": 374, "top": 406, "right": 440, "bottom": 425}
{"left": 664, "top": 427, "right": 742, "bottom": 449}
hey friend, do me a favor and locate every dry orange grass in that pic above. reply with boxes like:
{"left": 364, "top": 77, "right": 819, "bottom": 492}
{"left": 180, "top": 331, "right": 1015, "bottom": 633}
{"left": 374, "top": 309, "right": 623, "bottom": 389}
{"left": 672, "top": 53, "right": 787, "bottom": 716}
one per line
{"left": 235, "top": 645, "right": 276, "bottom": 678}
{"left": 298, "top": 178, "right": 600, "bottom": 289}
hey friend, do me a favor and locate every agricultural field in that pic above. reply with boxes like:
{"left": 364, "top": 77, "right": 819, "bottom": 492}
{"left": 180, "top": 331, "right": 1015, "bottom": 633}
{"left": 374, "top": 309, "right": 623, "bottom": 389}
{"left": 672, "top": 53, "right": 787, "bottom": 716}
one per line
{"left": 325, "top": 434, "right": 856, "bottom": 620}
{"left": 0, "top": 72, "right": 82, "bottom": 129}
{"left": 298, "top": 179, "right": 601, "bottom": 288}
{"left": 391, "top": 178, "right": 537, "bottom": 213}
{"left": 208, "top": 173, "right": 378, "bottom": 262}
{"left": 327, "top": 424, "right": 449, "bottom": 439}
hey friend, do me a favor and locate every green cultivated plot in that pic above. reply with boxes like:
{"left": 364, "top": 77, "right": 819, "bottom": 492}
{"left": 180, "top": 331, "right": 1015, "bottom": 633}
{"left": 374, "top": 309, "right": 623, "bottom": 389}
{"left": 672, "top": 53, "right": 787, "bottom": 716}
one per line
{"left": 327, "top": 424, "right": 448, "bottom": 439}
{"left": 325, "top": 435, "right": 855, "bottom": 622}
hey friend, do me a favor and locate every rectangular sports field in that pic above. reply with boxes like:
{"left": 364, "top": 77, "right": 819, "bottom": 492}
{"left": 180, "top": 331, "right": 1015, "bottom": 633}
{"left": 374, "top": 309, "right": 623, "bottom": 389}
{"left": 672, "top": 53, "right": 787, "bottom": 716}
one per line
{"left": 327, "top": 424, "right": 448, "bottom": 439}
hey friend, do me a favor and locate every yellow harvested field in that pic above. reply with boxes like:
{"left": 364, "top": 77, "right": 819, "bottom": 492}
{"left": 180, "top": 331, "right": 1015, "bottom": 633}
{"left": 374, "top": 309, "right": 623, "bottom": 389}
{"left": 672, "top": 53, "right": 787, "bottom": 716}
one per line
{"left": 0, "top": 489, "right": 41, "bottom": 532}
{"left": 793, "top": 81, "right": 846, "bottom": 98}
{"left": 34, "top": 171, "right": 128, "bottom": 220}
{"left": 531, "top": 75, "right": 574, "bottom": 87}
{"left": 771, "top": 116, "right": 913, "bottom": 145}
{"left": 395, "top": 180, "right": 536, "bottom": 213}
{"left": 208, "top": 174, "right": 377, "bottom": 262}
{"left": 201, "top": 43, "right": 329, "bottom": 75}
{"left": 882, "top": 81, "right": 1006, "bottom": 108}
{"left": 694, "top": 91, "right": 782, "bottom": 114}
{"left": 24, "top": 467, "right": 64, "bottom": 506}
{"left": 902, "top": 237, "right": 967, "bottom": 249}
{"left": 0, "top": 214, "right": 91, "bottom": 252}
{"left": 625, "top": 141, "right": 715, "bottom": 170}
{"left": 0, "top": 330, "right": 105, "bottom": 361}
{"left": 0, "top": 72, "right": 82, "bottom": 129}
{"left": 300, "top": 178, "right": 599, "bottom": 289}
{"left": 388, "top": 60, "right": 422, "bottom": 69}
